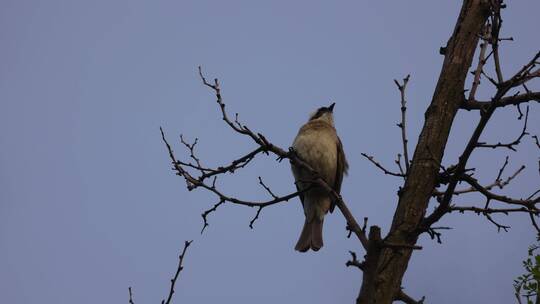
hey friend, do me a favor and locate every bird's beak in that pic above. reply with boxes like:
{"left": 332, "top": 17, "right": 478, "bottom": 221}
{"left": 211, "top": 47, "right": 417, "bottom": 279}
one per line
{"left": 328, "top": 102, "right": 335, "bottom": 112}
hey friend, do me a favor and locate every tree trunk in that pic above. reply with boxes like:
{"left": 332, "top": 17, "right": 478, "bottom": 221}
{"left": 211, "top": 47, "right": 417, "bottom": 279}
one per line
{"left": 357, "top": 1, "right": 491, "bottom": 303}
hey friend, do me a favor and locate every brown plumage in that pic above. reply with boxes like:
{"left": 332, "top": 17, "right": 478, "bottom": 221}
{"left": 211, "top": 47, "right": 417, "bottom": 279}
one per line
{"left": 291, "top": 103, "right": 348, "bottom": 252}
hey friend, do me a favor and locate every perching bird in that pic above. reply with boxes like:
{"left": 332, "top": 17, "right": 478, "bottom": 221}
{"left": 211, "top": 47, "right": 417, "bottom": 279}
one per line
{"left": 291, "top": 102, "right": 348, "bottom": 252}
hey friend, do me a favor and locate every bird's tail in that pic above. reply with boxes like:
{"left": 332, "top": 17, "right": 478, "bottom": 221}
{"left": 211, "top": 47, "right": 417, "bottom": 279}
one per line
{"left": 295, "top": 217, "right": 324, "bottom": 252}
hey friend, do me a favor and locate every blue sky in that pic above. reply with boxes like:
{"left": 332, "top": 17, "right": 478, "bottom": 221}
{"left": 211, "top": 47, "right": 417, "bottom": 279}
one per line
{"left": 1, "top": 1, "right": 539, "bottom": 303}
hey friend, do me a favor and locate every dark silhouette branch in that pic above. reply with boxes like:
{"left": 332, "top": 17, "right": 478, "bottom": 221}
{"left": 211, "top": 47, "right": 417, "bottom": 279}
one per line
{"left": 450, "top": 205, "right": 539, "bottom": 215}
{"left": 395, "top": 288, "right": 425, "bottom": 304}
{"left": 459, "top": 174, "right": 540, "bottom": 207}
{"left": 162, "top": 69, "right": 371, "bottom": 249}
{"left": 462, "top": 92, "right": 540, "bottom": 110}
{"left": 157, "top": 1, "right": 539, "bottom": 303}
{"left": 346, "top": 251, "right": 365, "bottom": 270}
{"left": 476, "top": 106, "right": 530, "bottom": 151}
{"left": 468, "top": 24, "right": 491, "bottom": 101}
{"left": 423, "top": 45, "right": 540, "bottom": 230}
{"left": 162, "top": 240, "right": 192, "bottom": 304}
{"left": 128, "top": 287, "right": 135, "bottom": 304}
{"left": 432, "top": 157, "right": 525, "bottom": 197}
{"left": 361, "top": 153, "right": 405, "bottom": 177}
{"left": 394, "top": 74, "right": 411, "bottom": 174}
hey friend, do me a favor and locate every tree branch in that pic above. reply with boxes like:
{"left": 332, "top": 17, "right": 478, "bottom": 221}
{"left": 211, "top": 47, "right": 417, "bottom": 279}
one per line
{"left": 361, "top": 153, "right": 405, "bottom": 177}
{"left": 165, "top": 70, "right": 371, "bottom": 250}
{"left": 394, "top": 75, "right": 411, "bottom": 174}
{"left": 476, "top": 106, "right": 529, "bottom": 151}
{"left": 162, "top": 240, "right": 192, "bottom": 304}
{"left": 462, "top": 91, "right": 540, "bottom": 110}
{"left": 468, "top": 24, "right": 491, "bottom": 101}
{"left": 394, "top": 288, "right": 425, "bottom": 304}
{"left": 128, "top": 287, "right": 135, "bottom": 304}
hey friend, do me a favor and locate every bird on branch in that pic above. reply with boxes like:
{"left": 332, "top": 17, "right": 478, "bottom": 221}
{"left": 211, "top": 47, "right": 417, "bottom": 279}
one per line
{"left": 291, "top": 102, "right": 349, "bottom": 252}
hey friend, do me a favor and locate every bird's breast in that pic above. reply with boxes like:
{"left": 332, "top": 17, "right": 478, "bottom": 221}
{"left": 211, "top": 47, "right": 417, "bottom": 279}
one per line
{"left": 292, "top": 128, "right": 337, "bottom": 185}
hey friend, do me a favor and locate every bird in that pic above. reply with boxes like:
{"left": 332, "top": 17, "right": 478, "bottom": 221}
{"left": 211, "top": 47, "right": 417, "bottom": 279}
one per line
{"left": 291, "top": 102, "right": 348, "bottom": 252}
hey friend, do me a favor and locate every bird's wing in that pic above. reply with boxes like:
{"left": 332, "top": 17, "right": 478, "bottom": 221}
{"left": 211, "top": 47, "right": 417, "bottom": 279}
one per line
{"left": 291, "top": 163, "right": 305, "bottom": 207}
{"left": 330, "top": 137, "right": 349, "bottom": 213}
{"left": 296, "top": 182, "right": 305, "bottom": 208}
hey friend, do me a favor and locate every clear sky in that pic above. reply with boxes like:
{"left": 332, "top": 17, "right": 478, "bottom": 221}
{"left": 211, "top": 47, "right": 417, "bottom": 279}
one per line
{"left": 1, "top": 1, "right": 539, "bottom": 303}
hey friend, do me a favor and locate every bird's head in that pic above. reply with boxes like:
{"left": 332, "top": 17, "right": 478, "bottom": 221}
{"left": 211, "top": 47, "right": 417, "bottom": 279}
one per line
{"left": 308, "top": 102, "right": 335, "bottom": 125}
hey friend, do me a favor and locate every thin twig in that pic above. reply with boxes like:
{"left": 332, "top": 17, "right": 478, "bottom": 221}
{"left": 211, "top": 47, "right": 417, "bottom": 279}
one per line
{"left": 361, "top": 153, "right": 405, "bottom": 177}
{"left": 345, "top": 251, "right": 364, "bottom": 270}
{"left": 128, "top": 287, "right": 135, "bottom": 304}
{"left": 395, "top": 288, "right": 425, "bottom": 304}
{"left": 468, "top": 24, "right": 491, "bottom": 101}
{"left": 477, "top": 106, "right": 530, "bottom": 151}
{"left": 394, "top": 75, "right": 411, "bottom": 174}
{"left": 162, "top": 240, "right": 192, "bottom": 304}
{"left": 258, "top": 176, "right": 278, "bottom": 199}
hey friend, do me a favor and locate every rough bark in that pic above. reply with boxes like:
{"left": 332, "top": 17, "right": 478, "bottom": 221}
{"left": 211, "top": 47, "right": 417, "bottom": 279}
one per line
{"left": 357, "top": 1, "right": 491, "bottom": 303}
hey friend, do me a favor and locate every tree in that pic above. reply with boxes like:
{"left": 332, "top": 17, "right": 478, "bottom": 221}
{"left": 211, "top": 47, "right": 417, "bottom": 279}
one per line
{"left": 515, "top": 241, "right": 540, "bottom": 304}
{"left": 159, "top": 1, "right": 539, "bottom": 303}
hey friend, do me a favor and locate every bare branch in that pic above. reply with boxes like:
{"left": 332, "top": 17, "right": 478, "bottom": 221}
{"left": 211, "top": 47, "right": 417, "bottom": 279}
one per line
{"left": 162, "top": 240, "right": 192, "bottom": 304}
{"left": 200, "top": 200, "right": 225, "bottom": 234}
{"left": 179, "top": 135, "right": 202, "bottom": 169}
{"left": 395, "top": 154, "right": 406, "bottom": 179}
{"left": 422, "top": 227, "right": 452, "bottom": 244}
{"left": 361, "top": 153, "right": 405, "bottom": 177}
{"left": 498, "top": 51, "right": 540, "bottom": 89}
{"left": 164, "top": 71, "right": 371, "bottom": 249}
{"left": 468, "top": 24, "right": 491, "bottom": 101}
{"left": 346, "top": 251, "right": 364, "bottom": 270}
{"left": 436, "top": 157, "right": 525, "bottom": 196}
{"left": 382, "top": 242, "right": 422, "bottom": 250}
{"left": 461, "top": 91, "right": 540, "bottom": 110}
{"left": 195, "top": 147, "right": 265, "bottom": 182}
{"left": 490, "top": 3, "right": 504, "bottom": 84}
{"left": 460, "top": 174, "right": 540, "bottom": 207}
{"left": 395, "top": 288, "right": 425, "bottom": 304}
{"left": 128, "top": 287, "right": 135, "bottom": 304}
{"left": 529, "top": 213, "right": 540, "bottom": 236}
{"left": 394, "top": 75, "right": 411, "bottom": 174}
{"left": 161, "top": 127, "right": 306, "bottom": 231}
{"left": 198, "top": 66, "right": 265, "bottom": 145}
{"left": 485, "top": 212, "right": 510, "bottom": 232}
{"left": 450, "top": 205, "right": 538, "bottom": 215}
{"left": 477, "top": 106, "right": 530, "bottom": 151}
{"left": 249, "top": 206, "right": 264, "bottom": 229}
{"left": 424, "top": 47, "right": 540, "bottom": 230}
{"left": 258, "top": 176, "right": 278, "bottom": 199}
{"left": 533, "top": 135, "right": 540, "bottom": 149}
